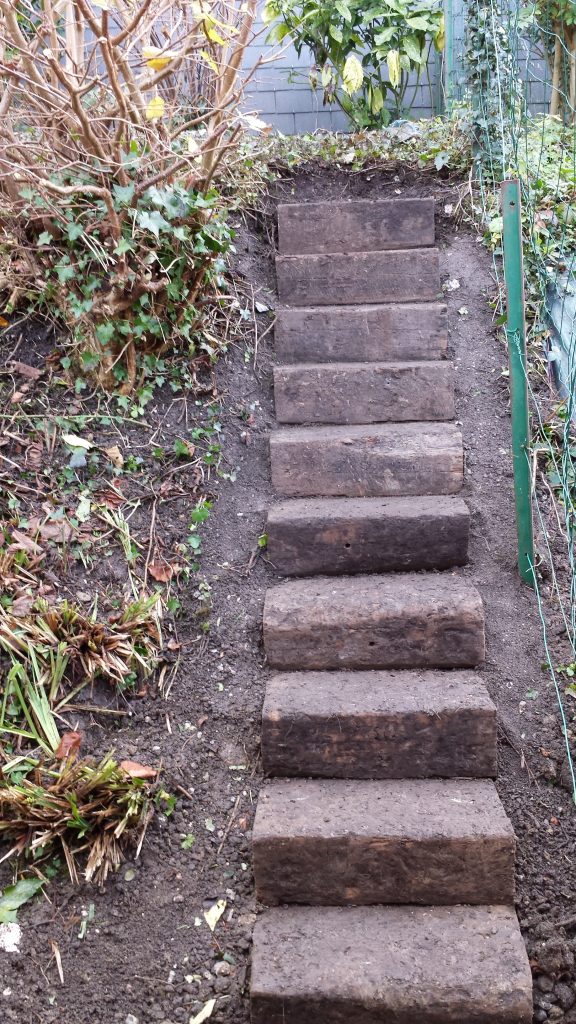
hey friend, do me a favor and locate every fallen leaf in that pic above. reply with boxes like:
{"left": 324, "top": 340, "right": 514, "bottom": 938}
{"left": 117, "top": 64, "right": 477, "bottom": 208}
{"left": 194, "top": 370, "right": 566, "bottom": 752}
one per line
{"left": 203, "top": 899, "right": 226, "bottom": 932}
{"left": 28, "top": 518, "right": 74, "bottom": 544}
{"left": 25, "top": 441, "right": 43, "bottom": 471}
{"left": 0, "top": 315, "right": 9, "bottom": 328}
{"left": 75, "top": 494, "right": 91, "bottom": 523}
{"left": 9, "top": 361, "right": 42, "bottom": 380}
{"left": 120, "top": 761, "right": 158, "bottom": 780}
{"left": 55, "top": 731, "right": 83, "bottom": 760}
{"left": 50, "top": 939, "right": 64, "bottom": 985}
{"left": 8, "top": 529, "right": 43, "bottom": 556}
{"left": 189, "top": 999, "right": 216, "bottom": 1024}
{"left": 104, "top": 445, "right": 124, "bottom": 469}
{"left": 9, "top": 593, "right": 35, "bottom": 617}
{"left": 442, "top": 278, "right": 460, "bottom": 293}
{"left": 148, "top": 561, "right": 174, "bottom": 583}
{"left": 62, "top": 433, "right": 92, "bottom": 450}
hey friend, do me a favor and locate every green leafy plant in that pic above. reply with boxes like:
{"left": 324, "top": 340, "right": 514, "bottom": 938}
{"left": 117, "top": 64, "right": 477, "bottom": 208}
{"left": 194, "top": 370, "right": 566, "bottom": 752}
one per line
{"left": 263, "top": 0, "right": 445, "bottom": 128}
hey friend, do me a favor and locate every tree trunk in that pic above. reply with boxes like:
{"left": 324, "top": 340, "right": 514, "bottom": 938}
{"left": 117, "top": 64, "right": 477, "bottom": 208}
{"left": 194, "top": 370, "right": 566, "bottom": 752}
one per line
{"left": 550, "top": 31, "right": 562, "bottom": 117}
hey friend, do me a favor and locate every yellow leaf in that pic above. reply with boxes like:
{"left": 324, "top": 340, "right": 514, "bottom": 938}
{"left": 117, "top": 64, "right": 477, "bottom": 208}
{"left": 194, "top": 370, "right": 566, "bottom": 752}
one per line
{"left": 200, "top": 49, "right": 218, "bottom": 73}
{"left": 142, "top": 46, "right": 178, "bottom": 72}
{"left": 203, "top": 899, "right": 226, "bottom": 932}
{"left": 62, "top": 433, "right": 92, "bottom": 450}
{"left": 146, "top": 95, "right": 165, "bottom": 121}
{"left": 370, "top": 85, "right": 384, "bottom": 115}
{"left": 189, "top": 1000, "right": 216, "bottom": 1024}
{"left": 342, "top": 54, "right": 363, "bottom": 96}
{"left": 434, "top": 14, "right": 445, "bottom": 51}
{"left": 104, "top": 445, "right": 124, "bottom": 468}
{"left": 387, "top": 49, "right": 401, "bottom": 89}
{"left": 93, "top": 0, "right": 113, "bottom": 8}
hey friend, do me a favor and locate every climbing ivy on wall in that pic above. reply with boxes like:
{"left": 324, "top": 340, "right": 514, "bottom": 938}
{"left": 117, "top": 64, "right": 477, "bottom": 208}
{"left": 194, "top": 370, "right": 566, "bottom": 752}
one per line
{"left": 463, "top": 0, "right": 522, "bottom": 173}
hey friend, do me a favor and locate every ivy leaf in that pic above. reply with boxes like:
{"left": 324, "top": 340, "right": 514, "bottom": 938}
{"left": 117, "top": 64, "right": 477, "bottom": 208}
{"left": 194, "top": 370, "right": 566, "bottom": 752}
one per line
{"left": 136, "top": 209, "right": 171, "bottom": 237}
{"left": 37, "top": 231, "right": 53, "bottom": 246}
{"left": 113, "top": 184, "right": 135, "bottom": 206}
{"left": 0, "top": 878, "right": 43, "bottom": 924}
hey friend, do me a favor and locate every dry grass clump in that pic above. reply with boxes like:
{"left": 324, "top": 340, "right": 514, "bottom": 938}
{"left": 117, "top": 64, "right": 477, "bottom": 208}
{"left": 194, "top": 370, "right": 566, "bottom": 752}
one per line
{"left": 0, "top": 754, "right": 156, "bottom": 883}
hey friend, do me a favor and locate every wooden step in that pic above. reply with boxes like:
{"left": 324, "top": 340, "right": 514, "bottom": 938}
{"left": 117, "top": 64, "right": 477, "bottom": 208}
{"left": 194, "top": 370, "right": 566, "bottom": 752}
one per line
{"left": 277, "top": 198, "right": 435, "bottom": 255}
{"left": 251, "top": 905, "right": 533, "bottom": 1024}
{"left": 270, "top": 423, "right": 463, "bottom": 498}
{"left": 275, "top": 302, "right": 448, "bottom": 363}
{"left": 276, "top": 248, "right": 440, "bottom": 306}
{"left": 253, "top": 778, "right": 515, "bottom": 906}
{"left": 273, "top": 361, "right": 454, "bottom": 424}
{"left": 266, "top": 496, "right": 469, "bottom": 575}
{"left": 261, "top": 670, "right": 497, "bottom": 779}
{"left": 263, "top": 575, "right": 485, "bottom": 671}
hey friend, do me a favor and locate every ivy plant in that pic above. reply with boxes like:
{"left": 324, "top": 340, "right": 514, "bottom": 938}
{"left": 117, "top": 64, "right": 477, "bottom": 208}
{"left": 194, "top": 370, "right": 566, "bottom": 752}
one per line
{"left": 263, "top": 0, "right": 445, "bottom": 128}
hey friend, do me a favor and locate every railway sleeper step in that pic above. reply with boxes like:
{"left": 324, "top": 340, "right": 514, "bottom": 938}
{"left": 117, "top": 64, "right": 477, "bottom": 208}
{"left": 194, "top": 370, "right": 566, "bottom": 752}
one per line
{"left": 261, "top": 669, "right": 496, "bottom": 779}
{"left": 266, "top": 495, "right": 469, "bottom": 575}
{"left": 270, "top": 422, "right": 463, "bottom": 498}
{"left": 277, "top": 197, "right": 435, "bottom": 255}
{"left": 263, "top": 574, "right": 485, "bottom": 671}
{"left": 251, "top": 905, "right": 532, "bottom": 1024}
{"left": 273, "top": 360, "right": 455, "bottom": 425}
{"left": 275, "top": 302, "right": 448, "bottom": 363}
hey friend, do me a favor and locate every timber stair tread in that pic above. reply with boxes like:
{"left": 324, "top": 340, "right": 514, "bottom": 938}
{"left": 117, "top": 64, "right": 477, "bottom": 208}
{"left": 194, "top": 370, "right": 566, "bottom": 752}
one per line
{"left": 273, "top": 360, "right": 455, "bottom": 424}
{"left": 266, "top": 495, "right": 469, "bottom": 575}
{"left": 274, "top": 301, "right": 448, "bottom": 363}
{"left": 253, "top": 778, "right": 515, "bottom": 906}
{"left": 261, "top": 669, "right": 496, "bottom": 779}
{"left": 276, "top": 247, "right": 441, "bottom": 306}
{"left": 270, "top": 421, "right": 464, "bottom": 497}
{"left": 251, "top": 905, "right": 533, "bottom": 1024}
{"left": 263, "top": 574, "right": 485, "bottom": 671}
{"left": 277, "top": 197, "right": 435, "bottom": 254}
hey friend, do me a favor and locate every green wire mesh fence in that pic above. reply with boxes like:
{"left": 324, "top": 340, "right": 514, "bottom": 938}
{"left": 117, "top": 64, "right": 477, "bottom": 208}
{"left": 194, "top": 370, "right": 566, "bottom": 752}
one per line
{"left": 462, "top": 0, "right": 576, "bottom": 799}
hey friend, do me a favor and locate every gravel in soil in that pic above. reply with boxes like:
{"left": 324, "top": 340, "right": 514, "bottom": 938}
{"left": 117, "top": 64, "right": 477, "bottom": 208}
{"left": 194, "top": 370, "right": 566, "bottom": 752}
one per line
{"left": 1, "top": 164, "right": 576, "bottom": 1024}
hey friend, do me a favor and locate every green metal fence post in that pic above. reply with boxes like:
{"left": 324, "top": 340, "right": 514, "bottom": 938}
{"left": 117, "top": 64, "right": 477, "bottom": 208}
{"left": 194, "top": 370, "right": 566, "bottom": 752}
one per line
{"left": 501, "top": 178, "right": 535, "bottom": 586}
{"left": 444, "top": 0, "right": 454, "bottom": 113}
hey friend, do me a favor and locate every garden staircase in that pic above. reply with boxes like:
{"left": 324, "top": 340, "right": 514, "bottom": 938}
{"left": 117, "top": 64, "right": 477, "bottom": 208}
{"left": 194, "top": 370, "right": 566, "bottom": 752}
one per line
{"left": 251, "top": 197, "right": 533, "bottom": 1023}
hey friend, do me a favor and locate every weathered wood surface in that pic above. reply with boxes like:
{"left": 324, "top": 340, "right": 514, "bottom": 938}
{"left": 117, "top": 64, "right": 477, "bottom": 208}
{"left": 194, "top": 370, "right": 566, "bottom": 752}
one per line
{"left": 263, "top": 575, "right": 485, "bottom": 670}
{"left": 266, "top": 496, "right": 469, "bottom": 574}
{"left": 253, "top": 778, "right": 515, "bottom": 906}
{"left": 251, "top": 905, "right": 533, "bottom": 1024}
{"left": 273, "top": 361, "right": 454, "bottom": 424}
{"left": 270, "top": 422, "right": 463, "bottom": 497}
{"left": 276, "top": 248, "right": 440, "bottom": 306}
{"left": 277, "top": 198, "right": 435, "bottom": 255}
{"left": 274, "top": 302, "right": 448, "bottom": 363}
{"left": 262, "top": 670, "right": 497, "bottom": 778}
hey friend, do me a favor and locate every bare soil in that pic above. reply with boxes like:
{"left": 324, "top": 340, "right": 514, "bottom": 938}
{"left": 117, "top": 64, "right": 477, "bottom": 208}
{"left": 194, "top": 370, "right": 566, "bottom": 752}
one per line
{"left": 1, "top": 165, "right": 576, "bottom": 1024}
